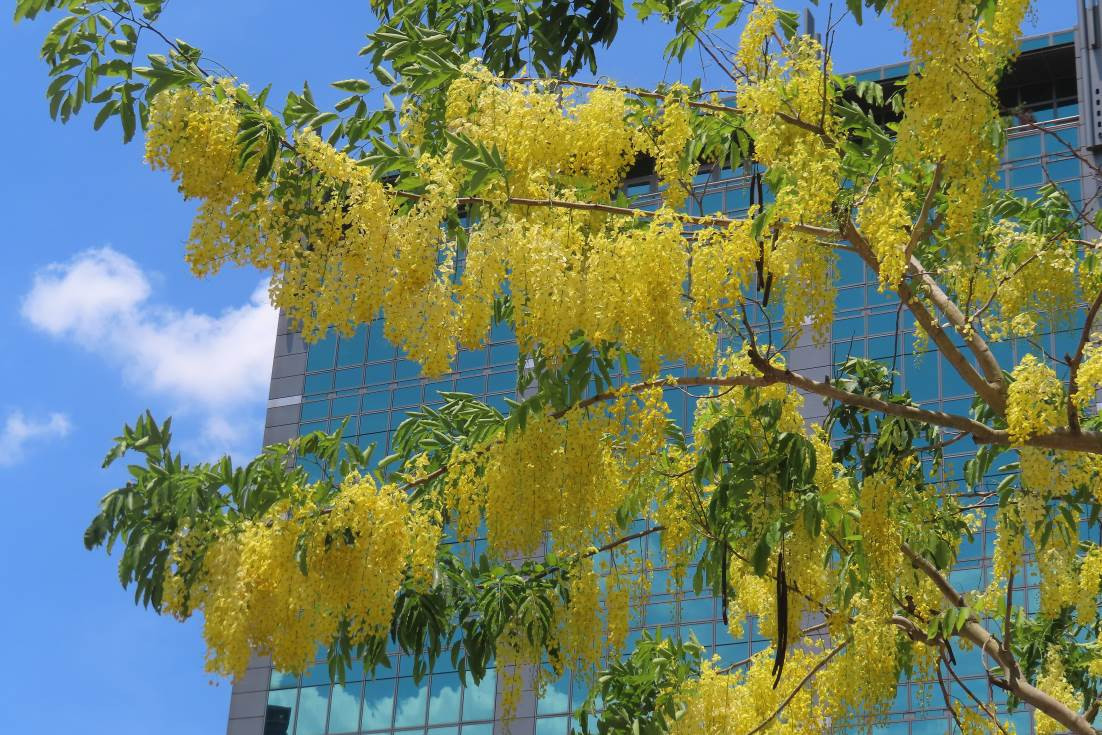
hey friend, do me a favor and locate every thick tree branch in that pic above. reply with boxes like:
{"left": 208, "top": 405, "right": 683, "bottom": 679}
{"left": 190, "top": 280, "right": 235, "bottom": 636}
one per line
{"left": 906, "top": 255, "right": 1006, "bottom": 396}
{"left": 891, "top": 614, "right": 937, "bottom": 645}
{"left": 843, "top": 220, "right": 1007, "bottom": 413}
{"left": 900, "top": 543, "right": 1097, "bottom": 735}
{"left": 571, "top": 369, "right": 1102, "bottom": 455}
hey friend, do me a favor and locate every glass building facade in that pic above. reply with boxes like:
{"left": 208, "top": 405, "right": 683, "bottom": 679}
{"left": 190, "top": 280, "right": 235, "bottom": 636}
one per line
{"left": 226, "top": 19, "right": 1101, "bottom": 735}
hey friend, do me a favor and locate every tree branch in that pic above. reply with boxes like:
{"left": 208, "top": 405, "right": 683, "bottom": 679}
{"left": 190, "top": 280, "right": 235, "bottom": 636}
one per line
{"left": 744, "top": 638, "right": 850, "bottom": 735}
{"left": 906, "top": 254, "right": 1007, "bottom": 399}
{"left": 509, "top": 76, "right": 738, "bottom": 114}
{"left": 843, "top": 219, "right": 1007, "bottom": 413}
{"left": 904, "top": 163, "right": 943, "bottom": 265}
{"left": 936, "top": 657, "right": 968, "bottom": 735}
{"left": 1067, "top": 288, "right": 1102, "bottom": 432}
{"left": 899, "top": 543, "right": 1097, "bottom": 735}
{"left": 942, "top": 648, "right": 1011, "bottom": 735}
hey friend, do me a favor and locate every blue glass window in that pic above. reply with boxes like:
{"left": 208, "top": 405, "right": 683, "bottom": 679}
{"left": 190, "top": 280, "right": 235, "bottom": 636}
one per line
{"left": 1046, "top": 157, "right": 1080, "bottom": 181}
{"left": 536, "top": 716, "right": 570, "bottom": 735}
{"left": 296, "top": 685, "right": 330, "bottom": 735}
{"left": 368, "top": 324, "right": 396, "bottom": 362}
{"left": 302, "top": 663, "right": 331, "bottom": 687}
{"left": 680, "top": 596, "right": 714, "bottom": 621}
{"left": 330, "top": 395, "right": 359, "bottom": 417}
{"left": 305, "top": 373, "right": 333, "bottom": 396}
{"left": 488, "top": 371, "right": 517, "bottom": 392}
{"left": 462, "top": 671, "right": 496, "bottom": 721}
{"left": 835, "top": 251, "right": 865, "bottom": 286}
{"left": 1010, "top": 164, "right": 1043, "bottom": 187}
{"left": 698, "top": 190, "right": 723, "bottom": 214}
{"left": 394, "top": 384, "right": 422, "bottom": 407}
{"left": 456, "top": 375, "right": 485, "bottom": 394}
{"left": 1048, "top": 125, "right": 1078, "bottom": 149}
{"left": 1006, "top": 133, "right": 1041, "bottom": 161}
{"left": 271, "top": 670, "right": 300, "bottom": 690}
{"left": 300, "top": 401, "right": 329, "bottom": 422}
{"left": 428, "top": 672, "right": 463, "bottom": 724}
{"left": 868, "top": 335, "right": 899, "bottom": 360}
{"left": 490, "top": 342, "right": 518, "bottom": 366}
{"left": 836, "top": 288, "right": 864, "bottom": 312}
{"left": 360, "top": 678, "right": 395, "bottom": 731}
{"left": 306, "top": 333, "right": 338, "bottom": 372}
{"left": 265, "top": 689, "right": 298, "bottom": 735}
{"left": 394, "top": 677, "right": 428, "bottom": 727}
{"left": 396, "top": 359, "right": 423, "bottom": 380}
{"left": 334, "top": 367, "right": 362, "bottom": 391}
{"left": 905, "top": 362, "right": 938, "bottom": 403}
{"left": 359, "top": 412, "right": 387, "bottom": 434}
{"left": 364, "top": 362, "right": 393, "bottom": 385}
{"left": 1063, "top": 178, "right": 1082, "bottom": 204}
{"left": 337, "top": 327, "right": 367, "bottom": 367}
{"left": 458, "top": 349, "right": 487, "bottom": 371}
{"left": 537, "top": 672, "right": 571, "bottom": 714}
{"left": 361, "top": 390, "right": 389, "bottom": 412}
{"left": 725, "top": 186, "right": 751, "bottom": 213}
{"left": 940, "top": 355, "right": 971, "bottom": 398}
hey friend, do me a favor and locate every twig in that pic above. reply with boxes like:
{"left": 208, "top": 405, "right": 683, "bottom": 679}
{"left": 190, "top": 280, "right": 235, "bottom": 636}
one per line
{"left": 744, "top": 638, "right": 850, "bottom": 735}
{"left": 1066, "top": 289, "right": 1102, "bottom": 432}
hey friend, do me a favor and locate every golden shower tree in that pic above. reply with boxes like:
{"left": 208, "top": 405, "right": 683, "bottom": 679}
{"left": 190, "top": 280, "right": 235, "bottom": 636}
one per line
{"left": 17, "top": 0, "right": 1102, "bottom": 731}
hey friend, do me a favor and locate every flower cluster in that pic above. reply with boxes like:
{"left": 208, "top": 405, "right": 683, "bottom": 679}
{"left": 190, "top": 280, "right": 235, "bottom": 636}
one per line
{"left": 162, "top": 476, "right": 430, "bottom": 678}
{"left": 1006, "top": 354, "right": 1064, "bottom": 443}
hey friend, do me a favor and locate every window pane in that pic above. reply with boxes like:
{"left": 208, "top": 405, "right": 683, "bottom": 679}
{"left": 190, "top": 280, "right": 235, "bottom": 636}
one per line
{"left": 462, "top": 725, "right": 494, "bottom": 735}
{"left": 458, "top": 349, "right": 487, "bottom": 371}
{"left": 265, "top": 689, "right": 298, "bottom": 735}
{"left": 537, "top": 672, "right": 570, "bottom": 715}
{"left": 271, "top": 670, "right": 300, "bottom": 690}
{"left": 394, "top": 676, "right": 428, "bottom": 727}
{"left": 300, "top": 400, "right": 329, "bottom": 422}
{"left": 296, "top": 685, "right": 330, "bottom": 735}
{"left": 307, "top": 333, "right": 338, "bottom": 372}
{"left": 361, "top": 678, "right": 395, "bottom": 731}
{"left": 428, "top": 671, "right": 462, "bottom": 724}
{"left": 536, "top": 716, "right": 569, "bottom": 735}
{"left": 368, "top": 324, "right": 396, "bottom": 361}
{"left": 462, "top": 670, "right": 495, "bottom": 721}
{"left": 304, "top": 372, "right": 333, "bottom": 395}
{"left": 302, "top": 663, "right": 331, "bottom": 687}
{"left": 337, "top": 327, "right": 367, "bottom": 367}
{"left": 365, "top": 361, "right": 393, "bottom": 385}
{"left": 331, "top": 395, "right": 359, "bottom": 417}
{"left": 327, "top": 682, "right": 362, "bottom": 734}
{"left": 1006, "top": 133, "right": 1040, "bottom": 160}
{"left": 334, "top": 367, "right": 362, "bottom": 391}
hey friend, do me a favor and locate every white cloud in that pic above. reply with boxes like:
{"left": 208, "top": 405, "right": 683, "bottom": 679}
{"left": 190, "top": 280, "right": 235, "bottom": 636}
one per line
{"left": 22, "top": 247, "right": 278, "bottom": 456}
{"left": 0, "top": 410, "right": 72, "bottom": 467}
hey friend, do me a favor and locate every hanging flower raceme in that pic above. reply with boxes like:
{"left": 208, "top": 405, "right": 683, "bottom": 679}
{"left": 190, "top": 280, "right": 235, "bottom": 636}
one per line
{"left": 161, "top": 475, "right": 432, "bottom": 679}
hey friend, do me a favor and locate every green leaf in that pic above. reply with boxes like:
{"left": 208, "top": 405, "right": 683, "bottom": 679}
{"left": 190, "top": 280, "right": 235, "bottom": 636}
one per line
{"left": 331, "top": 78, "right": 372, "bottom": 93}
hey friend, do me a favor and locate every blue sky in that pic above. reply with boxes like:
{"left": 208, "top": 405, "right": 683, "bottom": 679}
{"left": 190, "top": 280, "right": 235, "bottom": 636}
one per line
{"left": 0, "top": 2, "right": 1078, "bottom": 733}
